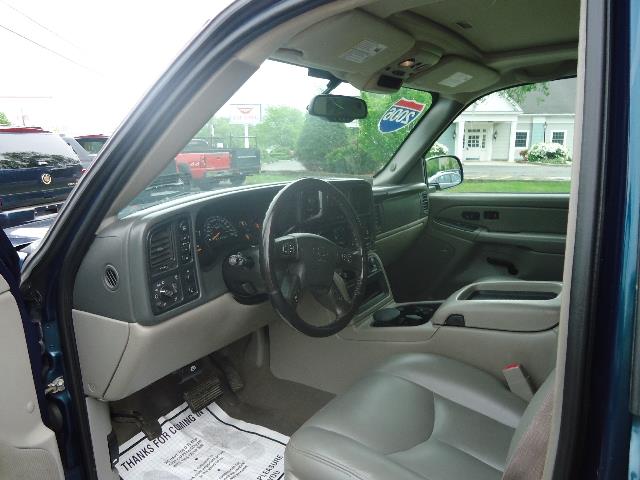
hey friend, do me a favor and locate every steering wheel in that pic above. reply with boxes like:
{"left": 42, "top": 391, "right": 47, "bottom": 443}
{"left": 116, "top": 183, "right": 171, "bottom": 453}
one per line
{"left": 260, "top": 178, "right": 367, "bottom": 337}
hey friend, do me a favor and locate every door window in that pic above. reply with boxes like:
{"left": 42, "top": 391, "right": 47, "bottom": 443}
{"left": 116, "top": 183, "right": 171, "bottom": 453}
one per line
{"left": 429, "top": 78, "right": 575, "bottom": 193}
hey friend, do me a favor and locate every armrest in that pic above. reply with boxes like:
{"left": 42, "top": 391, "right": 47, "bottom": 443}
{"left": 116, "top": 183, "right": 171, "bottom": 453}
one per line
{"left": 431, "top": 280, "right": 562, "bottom": 332}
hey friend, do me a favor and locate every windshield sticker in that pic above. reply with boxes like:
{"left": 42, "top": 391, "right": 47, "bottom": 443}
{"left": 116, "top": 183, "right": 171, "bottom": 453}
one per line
{"left": 378, "top": 98, "right": 426, "bottom": 134}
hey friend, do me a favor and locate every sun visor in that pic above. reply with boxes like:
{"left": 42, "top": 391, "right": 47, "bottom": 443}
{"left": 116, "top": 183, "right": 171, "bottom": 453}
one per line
{"left": 274, "top": 10, "right": 415, "bottom": 76}
{"left": 409, "top": 56, "right": 499, "bottom": 93}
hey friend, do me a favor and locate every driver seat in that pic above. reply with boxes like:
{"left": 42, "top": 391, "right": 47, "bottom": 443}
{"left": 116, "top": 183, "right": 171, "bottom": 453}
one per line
{"left": 284, "top": 353, "right": 554, "bottom": 480}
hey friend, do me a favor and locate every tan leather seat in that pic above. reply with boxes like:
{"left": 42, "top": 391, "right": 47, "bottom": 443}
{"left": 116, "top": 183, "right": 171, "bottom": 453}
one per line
{"left": 284, "top": 353, "right": 553, "bottom": 480}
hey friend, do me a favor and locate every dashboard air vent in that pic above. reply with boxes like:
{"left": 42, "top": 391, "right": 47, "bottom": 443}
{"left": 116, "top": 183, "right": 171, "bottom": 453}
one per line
{"left": 104, "top": 265, "right": 119, "bottom": 290}
{"left": 148, "top": 224, "right": 176, "bottom": 275}
{"left": 420, "top": 192, "right": 429, "bottom": 216}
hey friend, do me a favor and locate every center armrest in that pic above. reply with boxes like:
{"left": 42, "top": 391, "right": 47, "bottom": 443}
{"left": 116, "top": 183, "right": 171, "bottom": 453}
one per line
{"left": 431, "top": 280, "right": 562, "bottom": 332}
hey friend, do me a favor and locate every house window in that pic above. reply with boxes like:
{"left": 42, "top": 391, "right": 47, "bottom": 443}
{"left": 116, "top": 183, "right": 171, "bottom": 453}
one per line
{"left": 467, "top": 135, "right": 480, "bottom": 148}
{"left": 514, "top": 131, "right": 528, "bottom": 148}
{"left": 551, "top": 131, "right": 566, "bottom": 145}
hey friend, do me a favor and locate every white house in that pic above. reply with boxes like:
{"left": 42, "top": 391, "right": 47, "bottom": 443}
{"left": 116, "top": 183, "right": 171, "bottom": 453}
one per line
{"left": 437, "top": 78, "right": 576, "bottom": 162}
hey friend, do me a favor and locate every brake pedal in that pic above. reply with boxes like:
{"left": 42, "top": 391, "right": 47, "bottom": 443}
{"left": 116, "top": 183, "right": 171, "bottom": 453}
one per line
{"left": 213, "top": 354, "right": 245, "bottom": 392}
{"left": 183, "top": 376, "right": 223, "bottom": 412}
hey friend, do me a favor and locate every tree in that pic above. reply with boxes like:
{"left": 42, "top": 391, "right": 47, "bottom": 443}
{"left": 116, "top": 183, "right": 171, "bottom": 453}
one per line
{"left": 0, "top": 112, "right": 9, "bottom": 125}
{"left": 296, "top": 115, "right": 348, "bottom": 171}
{"left": 500, "top": 83, "right": 549, "bottom": 105}
{"left": 357, "top": 88, "right": 433, "bottom": 170}
{"left": 254, "top": 106, "right": 304, "bottom": 157}
{"left": 195, "top": 117, "right": 245, "bottom": 147}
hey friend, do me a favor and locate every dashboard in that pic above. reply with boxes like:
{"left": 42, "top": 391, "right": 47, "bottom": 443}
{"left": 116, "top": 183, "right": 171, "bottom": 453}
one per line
{"left": 71, "top": 178, "right": 427, "bottom": 401}
{"left": 75, "top": 179, "right": 376, "bottom": 325}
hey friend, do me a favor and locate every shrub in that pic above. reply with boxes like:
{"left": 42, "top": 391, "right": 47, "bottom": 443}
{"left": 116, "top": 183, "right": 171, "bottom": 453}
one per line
{"left": 267, "top": 146, "right": 294, "bottom": 160}
{"left": 527, "top": 142, "right": 569, "bottom": 164}
{"left": 426, "top": 142, "right": 449, "bottom": 158}
{"left": 325, "top": 143, "right": 377, "bottom": 175}
{"left": 296, "top": 116, "right": 348, "bottom": 171}
{"left": 519, "top": 149, "right": 529, "bottom": 162}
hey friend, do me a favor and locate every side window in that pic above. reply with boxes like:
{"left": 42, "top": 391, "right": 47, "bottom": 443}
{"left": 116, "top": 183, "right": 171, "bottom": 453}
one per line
{"left": 428, "top": 78, "right": 575, "bottom": 193}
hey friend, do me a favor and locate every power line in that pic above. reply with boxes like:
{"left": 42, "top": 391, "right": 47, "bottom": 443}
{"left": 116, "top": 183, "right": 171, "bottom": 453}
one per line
{"left": 0, "top": 22, "right": 97, "bottom": 73}
{"left": 0, "top": 0, "right": 84, "bottom": 52}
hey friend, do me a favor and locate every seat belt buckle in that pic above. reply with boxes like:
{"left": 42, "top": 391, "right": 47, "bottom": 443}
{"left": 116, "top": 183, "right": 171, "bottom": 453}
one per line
{"left": 502, "top": 363, "right": 534, "bottom": 401}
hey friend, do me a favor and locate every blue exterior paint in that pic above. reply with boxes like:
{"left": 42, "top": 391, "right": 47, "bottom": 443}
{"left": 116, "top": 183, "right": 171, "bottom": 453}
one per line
{"left": 628, "top": 1, "right": 640, "bottom": 477}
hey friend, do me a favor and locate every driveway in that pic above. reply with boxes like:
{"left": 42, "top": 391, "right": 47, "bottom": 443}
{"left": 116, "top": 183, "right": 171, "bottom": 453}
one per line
{"left": 262, "top": 159, "right": 306, "bottom": 171}
{"left": 263, "top": 158, "right": 571, "bottom": 180}
{"left": 462, "top": 161, "right": 571, "bottom": 180}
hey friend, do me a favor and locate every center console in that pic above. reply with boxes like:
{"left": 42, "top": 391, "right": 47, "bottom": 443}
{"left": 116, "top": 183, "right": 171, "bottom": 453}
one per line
{"left": 363, "top": 279, "right": 562, "bottom": 334}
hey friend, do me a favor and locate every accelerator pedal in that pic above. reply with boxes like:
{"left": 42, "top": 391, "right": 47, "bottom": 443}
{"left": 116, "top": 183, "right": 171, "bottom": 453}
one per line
{"left": 183, "top": 376, "right": 223, "bottom": 413}
{"left": 213, "top": 354, "right": 245, "bottom": 392}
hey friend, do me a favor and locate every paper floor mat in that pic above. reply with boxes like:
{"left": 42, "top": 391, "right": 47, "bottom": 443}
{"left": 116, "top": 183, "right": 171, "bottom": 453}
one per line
{"left": 117, "top": 402, "right": 289, "bottom": 480}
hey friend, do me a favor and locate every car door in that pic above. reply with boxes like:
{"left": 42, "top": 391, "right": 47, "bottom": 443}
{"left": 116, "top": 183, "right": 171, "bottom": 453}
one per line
{"left": 385, "top": 192, "right": 569, "bottom": 301}
{"left": 384, "top": 78, "right": 575, "bottom": 301}
{"left": 0, "top": 231, "right": 64, "bottom": 479}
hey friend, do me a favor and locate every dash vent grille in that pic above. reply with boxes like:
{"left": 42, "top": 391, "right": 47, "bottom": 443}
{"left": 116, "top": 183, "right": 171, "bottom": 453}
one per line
{"left": 148, "top": 224, "right": 176, "bottom": 275}
{"left": 420, "top": 192, "right": 429, "bottom": 216}
{"left": 104, "top": 265, "right": 119, "bottom": 290}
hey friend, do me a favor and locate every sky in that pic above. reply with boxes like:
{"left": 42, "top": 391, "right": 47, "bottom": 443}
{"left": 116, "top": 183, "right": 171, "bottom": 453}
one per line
{"left": 0, "top": 0, "right": 234, "bottom": 135}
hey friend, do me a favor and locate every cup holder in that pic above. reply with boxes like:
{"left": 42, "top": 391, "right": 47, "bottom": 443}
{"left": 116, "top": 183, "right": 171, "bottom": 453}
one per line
{"left": 371, "top": 303, "right": 440, "bottom": 327}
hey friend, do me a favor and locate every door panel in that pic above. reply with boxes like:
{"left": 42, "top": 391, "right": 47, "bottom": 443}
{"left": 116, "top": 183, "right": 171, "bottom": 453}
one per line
{"left": 0, "top": 275, "right": 64, "bottom": 479}
{"left": 386, "top": 193, "right": 569, "bottom": 301}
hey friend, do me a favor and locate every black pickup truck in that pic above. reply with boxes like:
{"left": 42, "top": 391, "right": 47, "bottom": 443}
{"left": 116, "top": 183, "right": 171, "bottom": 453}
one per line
{"left": 0, "top": 127, "right": 83, "bottom": 219}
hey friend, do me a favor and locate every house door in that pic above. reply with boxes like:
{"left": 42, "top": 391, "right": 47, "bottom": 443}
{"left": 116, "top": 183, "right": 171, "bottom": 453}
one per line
{"left": 464, "top": 124, "right": 492, "bottom": 161}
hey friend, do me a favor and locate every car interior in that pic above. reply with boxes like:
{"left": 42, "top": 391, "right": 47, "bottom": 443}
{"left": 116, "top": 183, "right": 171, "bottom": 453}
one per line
{"left": 64, "top": 0, "right": 581, "bottom": 478}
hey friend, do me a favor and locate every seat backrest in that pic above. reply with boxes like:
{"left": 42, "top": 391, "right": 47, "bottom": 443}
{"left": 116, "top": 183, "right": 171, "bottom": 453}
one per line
{"left": 503, "top": 370, "right": 556, "bottom": 478}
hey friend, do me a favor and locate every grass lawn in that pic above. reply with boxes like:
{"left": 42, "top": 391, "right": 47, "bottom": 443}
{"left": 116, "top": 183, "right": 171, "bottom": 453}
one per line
{"left": 450, "top": 179, "right": 570, "bottom": 193}
{"left": 246, "top": 173, "right": 570, "bottom": 194}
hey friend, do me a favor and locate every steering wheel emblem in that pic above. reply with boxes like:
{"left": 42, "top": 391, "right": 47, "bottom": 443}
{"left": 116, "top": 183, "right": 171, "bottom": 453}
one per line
{"left": 41, "top": 173, "right": 52, "bottom": 185}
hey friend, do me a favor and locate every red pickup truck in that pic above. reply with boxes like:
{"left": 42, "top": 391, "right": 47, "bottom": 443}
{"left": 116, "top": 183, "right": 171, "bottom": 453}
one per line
{"left": 175, "top": 139, "right": 261, "bottom": 189}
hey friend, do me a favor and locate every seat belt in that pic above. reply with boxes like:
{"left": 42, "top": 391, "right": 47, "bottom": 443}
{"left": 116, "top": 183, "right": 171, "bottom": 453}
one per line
{"left": 502, "top": 388, "right": 554, "bottom": 480}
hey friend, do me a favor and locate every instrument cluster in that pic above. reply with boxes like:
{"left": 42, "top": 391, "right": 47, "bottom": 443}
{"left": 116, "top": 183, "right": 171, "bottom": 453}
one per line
{"left": 197, "top": 214, "right": 263, "bottom": 262}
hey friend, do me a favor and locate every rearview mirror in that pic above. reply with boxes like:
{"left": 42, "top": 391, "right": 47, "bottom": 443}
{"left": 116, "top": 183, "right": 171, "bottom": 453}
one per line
{"left": 426, "top": 155, "right": 464, "bottom": 191}
{"left": 308, "top": 95, "right": 368, "bottom": 123}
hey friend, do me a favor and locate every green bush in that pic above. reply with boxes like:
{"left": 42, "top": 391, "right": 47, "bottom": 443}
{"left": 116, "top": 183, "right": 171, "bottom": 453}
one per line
{"left": 296, "top": 115, "right": 348, "bottom": 171}
{"left": 426, "top": 142, "right": 449, "bottom": 158}
{"left": 527, "top": 142, "right": 569, "bottom": 164}
{"left": 325, "top": 143, "right": 377, "bottom": 175}
{"left": 267, "top": 146, "right": 294, "bottom": 160}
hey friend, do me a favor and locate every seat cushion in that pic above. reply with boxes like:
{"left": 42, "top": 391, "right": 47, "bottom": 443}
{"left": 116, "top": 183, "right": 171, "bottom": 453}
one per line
{"left": 285, "top": 353, "right": 528, "bottom": 480}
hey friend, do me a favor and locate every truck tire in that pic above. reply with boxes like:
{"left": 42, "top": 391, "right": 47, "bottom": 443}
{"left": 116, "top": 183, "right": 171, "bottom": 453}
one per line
{"left": 230, "top": 175, "right": 246, "bottom": 186}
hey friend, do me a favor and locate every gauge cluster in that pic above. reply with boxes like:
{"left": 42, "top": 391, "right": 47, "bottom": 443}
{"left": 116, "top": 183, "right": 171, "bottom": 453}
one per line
{"left": 195, "top": 182, "right": 374, "bottom": 268}
{"left": 197, "top": 211, "right": 265, "bottom": 265}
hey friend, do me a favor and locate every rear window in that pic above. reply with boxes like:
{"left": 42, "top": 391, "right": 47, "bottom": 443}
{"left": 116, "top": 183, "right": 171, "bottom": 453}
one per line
{"left": 0, "top": 133, "right": 79, "bottom": 169}
{"left": 76, "top": 138, "right": 107, "bottom": 154}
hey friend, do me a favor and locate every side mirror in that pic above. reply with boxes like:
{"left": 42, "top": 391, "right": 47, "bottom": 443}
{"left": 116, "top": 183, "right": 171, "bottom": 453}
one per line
{"left": 308, "top": 94, "right": 368, "bottom": 123}
{"left": 425, "top": 155, "right": 464, "bottom": 191}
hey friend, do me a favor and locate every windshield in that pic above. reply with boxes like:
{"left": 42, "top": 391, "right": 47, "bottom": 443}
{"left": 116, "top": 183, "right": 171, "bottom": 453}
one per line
{"left": 123, "top": 60, "right": 432, "bottom": 213}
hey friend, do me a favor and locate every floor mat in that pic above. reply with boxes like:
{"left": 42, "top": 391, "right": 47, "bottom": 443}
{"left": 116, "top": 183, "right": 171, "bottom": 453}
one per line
{"left": 117, "top": 402, "right": 288, "bottom": 480}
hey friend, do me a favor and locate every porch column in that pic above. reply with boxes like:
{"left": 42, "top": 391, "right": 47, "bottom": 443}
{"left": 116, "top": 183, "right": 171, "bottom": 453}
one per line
{"left": 507, "top": 119, "right": 517, "bottom": 162}
{"left": 455, "top": 119, "right": 465, "bottom": 161}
